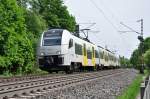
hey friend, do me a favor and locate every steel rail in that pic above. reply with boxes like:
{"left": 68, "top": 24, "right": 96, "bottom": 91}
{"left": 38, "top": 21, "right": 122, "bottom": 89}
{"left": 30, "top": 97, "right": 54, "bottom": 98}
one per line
{"left": 0, "top": 69, "right": 126, "bottom": 99}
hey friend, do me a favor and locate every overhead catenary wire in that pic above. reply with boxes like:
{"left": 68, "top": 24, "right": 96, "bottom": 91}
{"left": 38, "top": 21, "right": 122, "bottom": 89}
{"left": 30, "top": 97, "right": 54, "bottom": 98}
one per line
{"left": 120, "top": 22, "right": 141, "bottom": 34}
{"left": 89, "top": 0, "right": 119, "bottom": 31}
{"left": 78, "top": 22, "right": 96, "bottom": 30}
{"left": 65, "top": 0, "right": 135, "bottom": 58}
{"left": 98, "top": 0, "right": 121, "bottom": 25}
{"left": 89, "top": 0, "right": 131, "bottom": 56}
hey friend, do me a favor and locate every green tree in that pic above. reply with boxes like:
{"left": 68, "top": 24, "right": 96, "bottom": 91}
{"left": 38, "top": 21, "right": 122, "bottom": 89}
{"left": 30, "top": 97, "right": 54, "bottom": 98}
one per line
{"left": 144, "top": 50, "right": 150, "bottom": 74}
{"left": 16, "top": 0, "right": 29, "bottom": 8}
{"left": 30, "top": 0, "right": 76, "bottom": 32}
{"left": 130, "top": 37, "right": 150, "bottom": 69}
{"left": 130, "top": 49, "right": 140, "bottom": 69}
{"left": 0, "top": 0, "right": 34, "bottom": 74}
{"left": 120, "top": 56, "right": 131, "bottom": 68}
{"left": 144, "top": 49, "right": 150, "bottom": 68}
{"left": 25, "top": 10, "right": 47, "bottom": 38}
{"left": 142, "top": 37, "right": 150, "bottom": 53}
{"left": 16, "top": 0, "right": 48, "bottom": 38}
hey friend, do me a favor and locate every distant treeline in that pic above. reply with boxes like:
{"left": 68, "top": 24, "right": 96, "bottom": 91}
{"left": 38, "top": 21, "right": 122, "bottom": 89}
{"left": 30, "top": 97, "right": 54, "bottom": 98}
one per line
{"left": 0, "top": 0, "right": 76, "bottom": 75}
{"left": 120, "top": 37, "right": 150, "bottom": 70}
{"left": 130, "top": 37, "right": 150, "bottom": 69}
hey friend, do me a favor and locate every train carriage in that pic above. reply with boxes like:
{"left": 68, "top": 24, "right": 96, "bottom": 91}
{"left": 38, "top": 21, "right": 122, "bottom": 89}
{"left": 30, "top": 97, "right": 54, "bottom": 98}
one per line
{"left": 37, "top": 29, "right": 120, "bottom": 73}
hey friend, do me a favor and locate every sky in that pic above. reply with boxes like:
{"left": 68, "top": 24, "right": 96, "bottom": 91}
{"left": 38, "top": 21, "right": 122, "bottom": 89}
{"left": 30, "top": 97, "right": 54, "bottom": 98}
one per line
{"left": 63, "top": 0, "right": 150, "bottom": 58}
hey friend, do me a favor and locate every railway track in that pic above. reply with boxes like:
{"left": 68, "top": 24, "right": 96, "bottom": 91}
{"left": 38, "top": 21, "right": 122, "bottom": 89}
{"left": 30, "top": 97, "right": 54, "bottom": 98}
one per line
{"left": 0, "top": 69, "right": 127, "bottom": 99}
{"left": 0, "top": 73, "right": 66, "bottom": 83}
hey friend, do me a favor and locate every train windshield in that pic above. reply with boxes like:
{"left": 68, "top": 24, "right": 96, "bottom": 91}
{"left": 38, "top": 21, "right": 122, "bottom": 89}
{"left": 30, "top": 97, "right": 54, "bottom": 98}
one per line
{"left": 43, "top": 29, "right": 63, "bottom": 37}
{"left": 43, "top": 38, "right": 61, "bottom": 46}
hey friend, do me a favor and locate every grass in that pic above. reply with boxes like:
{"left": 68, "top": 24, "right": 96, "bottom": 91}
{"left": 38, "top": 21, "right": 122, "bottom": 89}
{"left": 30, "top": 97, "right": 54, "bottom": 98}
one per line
{"left": 117, "top": 69, "right": 149, "bottom": 99}
{"left": 117, "top": 74, "right": 143, "bottom": 99}
{"left": 0, "top": 68, "right": 49, "bottom": 78}
{"left": 144, "top": 68, "right": 150, "bottom": 76}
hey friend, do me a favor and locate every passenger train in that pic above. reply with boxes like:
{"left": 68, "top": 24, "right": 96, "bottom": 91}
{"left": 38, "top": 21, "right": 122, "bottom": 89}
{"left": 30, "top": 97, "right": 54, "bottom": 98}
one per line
{"left": 37, "top": 29, "right": 120, "bottom": 73}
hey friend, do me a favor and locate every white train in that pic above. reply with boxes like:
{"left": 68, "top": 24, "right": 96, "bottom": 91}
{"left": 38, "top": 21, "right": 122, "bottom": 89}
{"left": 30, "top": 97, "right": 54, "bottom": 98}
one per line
{"left": 37, "top": 29, "right": 120, "bottom": 73}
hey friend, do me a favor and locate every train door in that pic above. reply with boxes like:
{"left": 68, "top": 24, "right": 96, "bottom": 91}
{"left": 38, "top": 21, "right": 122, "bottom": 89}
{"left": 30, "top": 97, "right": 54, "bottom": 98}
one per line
{"left": 68, "top": 38, "right": 74, "bottom": 65}
{"left": 92, "top": 47, "right": 96, "bottom": 66}
{"left": 83, "top": 43, "right": 88, "bottom": 66}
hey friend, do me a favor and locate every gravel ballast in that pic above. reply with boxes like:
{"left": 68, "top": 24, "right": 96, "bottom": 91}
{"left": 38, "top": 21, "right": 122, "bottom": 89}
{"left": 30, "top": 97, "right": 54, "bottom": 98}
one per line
{"left": 35, "top": 69, "right": 138, "bottom": 99}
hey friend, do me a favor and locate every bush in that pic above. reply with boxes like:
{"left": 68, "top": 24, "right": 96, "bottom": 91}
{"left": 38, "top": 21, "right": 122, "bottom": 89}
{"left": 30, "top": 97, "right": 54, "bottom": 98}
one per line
{"left": 0, "top": 0, "right": 34, "bottom": 75}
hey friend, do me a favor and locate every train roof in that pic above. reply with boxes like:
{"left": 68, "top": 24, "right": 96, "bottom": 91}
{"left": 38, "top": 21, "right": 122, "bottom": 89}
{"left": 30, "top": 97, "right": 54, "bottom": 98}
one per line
{"left": 98, "top": 46, "right": 115, "bottom": 54}
{"left": 98, "top": 46, "right": 104, "bottom": 49}
{"left": 46, "top": 29, "right": 116, "bottom": 55}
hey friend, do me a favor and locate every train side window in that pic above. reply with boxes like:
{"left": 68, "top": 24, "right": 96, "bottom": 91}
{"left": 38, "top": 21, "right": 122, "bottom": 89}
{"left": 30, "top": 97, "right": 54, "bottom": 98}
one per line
{"left": 95, "top": 50, "right": 99, "bottom": 58}
{"left": 75, "top": 43, "right": 82, "bottom": 55}
{"left": 69, "top": 39, "right": 73, "bottom": 48}
{"left": 102, "top": 51, "right": 104, "bottom": 59}
{"left": 92, "top": 47, "right": 94, "bottom": 57}
{"left": 87, "top": 50, "right": 92, "bottom": 59}
{"left": 83, "top": 44, "right": 86, "bottom": 56}
{"left": 99, "top": 51, "right": 102, "bottom": 59}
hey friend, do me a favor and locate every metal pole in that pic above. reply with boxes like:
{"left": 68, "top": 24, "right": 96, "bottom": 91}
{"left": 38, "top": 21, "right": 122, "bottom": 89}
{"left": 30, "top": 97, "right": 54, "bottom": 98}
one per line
{"left": 141, "top": 19, "right": 143, "bottom": 37}
{"left": 140, "top": 82, "right": 145, "bottom": 99}
{"left": 138, "top": 19, "right": 144, "bottom": 74}
{"left": 141, "top": 19, "right": 144, "bottom": 74}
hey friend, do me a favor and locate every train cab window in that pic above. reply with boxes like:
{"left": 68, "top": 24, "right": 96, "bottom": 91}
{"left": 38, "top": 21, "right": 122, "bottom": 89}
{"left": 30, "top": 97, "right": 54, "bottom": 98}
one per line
{"left": 43, "top": 38, "right": 61, "bottom": 46}
{"left": 44, "top": 29, "right": 63, "bottom": 37}
{"left": 69, "top": 39, "right": 73, "bottom": 48}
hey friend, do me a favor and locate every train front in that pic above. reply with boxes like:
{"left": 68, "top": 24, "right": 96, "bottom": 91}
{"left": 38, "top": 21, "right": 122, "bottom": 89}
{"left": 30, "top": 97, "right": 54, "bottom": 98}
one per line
{"left": 37, "top": 29, "right": 68, "bottom": 72}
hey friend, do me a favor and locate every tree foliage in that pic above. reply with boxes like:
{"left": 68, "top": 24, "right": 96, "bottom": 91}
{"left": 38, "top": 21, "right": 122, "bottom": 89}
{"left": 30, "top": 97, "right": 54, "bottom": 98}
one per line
{"left": 130, "top": 49, "right": 140, "bottom": 69}
{"left": 144, "top": 49, "right": 150, "bottom": 67}
{"left": 130, "top": 37, "right": 150, "bottom": 69}
{"left": 25, "top": 10, "right": 47, "bottom": 38}
{"left": 120, "top": 56, "right": 131, "bottom": 68}
{"left": 30, "top": 0, "right": 76, "bottom": 32}
{"left": 0, "top": 0, "right": 34, "bottom": 74}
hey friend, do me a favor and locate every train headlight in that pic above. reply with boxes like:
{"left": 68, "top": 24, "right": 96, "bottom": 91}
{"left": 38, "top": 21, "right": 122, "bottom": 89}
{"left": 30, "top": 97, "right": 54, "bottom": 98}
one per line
{"left": 56, "top": 51, "right": 61, "bottom": 54}
{"left": 40, "top": 52, "right": 45, "bottom": 56}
